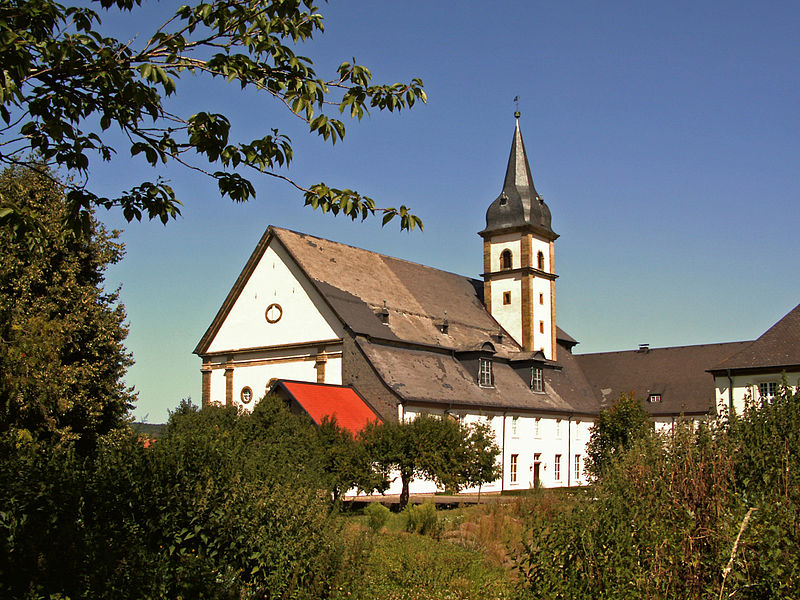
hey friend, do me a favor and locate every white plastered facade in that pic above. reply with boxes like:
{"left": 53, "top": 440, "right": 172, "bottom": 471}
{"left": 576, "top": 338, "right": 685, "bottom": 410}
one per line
{"left": 714, "top": 371, "right": 800, "bottom": 415}
{"left": 202, "top": 239, "right": 345, "bottom": 409}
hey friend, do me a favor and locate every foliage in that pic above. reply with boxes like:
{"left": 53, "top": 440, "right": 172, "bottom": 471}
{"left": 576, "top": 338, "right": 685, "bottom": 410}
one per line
{"left": 403, "top": 501, "right": 442, "bottom": 539}
{"left": 0, "top": 164, "right": 134, "bottom": 452}
{"left": 337, "top": 527, "right": 517, "bottom": 600}
{"left": 362, "top": 414, "right": 501, "bottom": 509}
{"left": 514, "top": 384, "right": 800, "bottom": 599}
{"left": 585, "top": 392, "right": 652, "bottom": 477}
{"left": 363, "top": 502, "right": 391, "bottom": 532}
{"left": 317, "top": 415, "right": 387, "bottom": 501}
{"left": 0, "top": 0, "right": 426, "bottom": 238}
{"left": 0, "top": 399, "right": 371, "bottom": 599}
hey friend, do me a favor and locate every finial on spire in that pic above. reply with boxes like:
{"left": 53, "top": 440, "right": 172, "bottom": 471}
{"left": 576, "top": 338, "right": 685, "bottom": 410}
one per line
{"left": 513, "top": 95, "right": 520, "bottom": 119}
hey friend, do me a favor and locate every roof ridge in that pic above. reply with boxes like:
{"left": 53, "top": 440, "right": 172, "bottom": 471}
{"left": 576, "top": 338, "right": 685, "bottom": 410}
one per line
{"left": 576, "top": 340, "right": 751, "bottom": 357}
{"left": 271, "top": 226, "right": 480, "bottom": 282}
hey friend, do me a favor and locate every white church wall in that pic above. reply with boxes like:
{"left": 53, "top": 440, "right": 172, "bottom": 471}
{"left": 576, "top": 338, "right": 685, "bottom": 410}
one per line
{"left": 715, "top": 372, "right": 800, "bottom": 415}
{"left": 206, "top": 240, "right": 343, "bottom": 354}
{"left": 489, "top": 272, "right": 523, "bottom": 346}
{"left": 532, "top": 277, "right": 553, "bottom": 357}
{"left": 488, "top": 233, "right": 522, "bottom": 271}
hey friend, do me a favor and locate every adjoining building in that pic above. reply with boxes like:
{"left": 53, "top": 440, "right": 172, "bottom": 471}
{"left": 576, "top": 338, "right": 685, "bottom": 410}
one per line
{"left": 194, "top": 115, "right": 799, "bottom": 493}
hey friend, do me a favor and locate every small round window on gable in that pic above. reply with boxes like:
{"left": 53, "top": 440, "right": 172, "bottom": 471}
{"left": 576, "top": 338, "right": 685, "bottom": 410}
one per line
{"left": 240, "top": 386, "right": 253, "bottom": 404}
{"left": 265, "top": 303, "right": 283, "bottom": 323}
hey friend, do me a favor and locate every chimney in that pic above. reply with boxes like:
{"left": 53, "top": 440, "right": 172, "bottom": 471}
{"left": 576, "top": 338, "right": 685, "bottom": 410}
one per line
{"left": 377, "top": 300, "right": 389, "bottom": 325}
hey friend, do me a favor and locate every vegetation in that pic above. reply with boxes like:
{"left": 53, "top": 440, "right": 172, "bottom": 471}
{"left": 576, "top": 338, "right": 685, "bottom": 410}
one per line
{"left": 514, "top": 385, "right": 800, "bottom": 599}
{"left": 0, "top": 398, "right": 369, "bottom": 599}
{"left": 585, "top": 392, "right": 651, "bottom": 477}
{"left": 0, "top": 0, "right": 426, "bottom": 238}
{"left": 362, "top": 414, "right": 501, "bottom": 509}
{"left": 0, "top": 164, "right": 134, "bottom": 452}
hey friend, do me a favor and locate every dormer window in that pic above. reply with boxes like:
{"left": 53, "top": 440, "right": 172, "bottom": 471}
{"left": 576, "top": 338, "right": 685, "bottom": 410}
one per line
{"left": 500, "top": 250, "right": 513, "bottom": 270}
{"left": 532, "top": 367, "right": 544, "bottom": 392}
{"left": 648, "top": 394, "right": 662, "bottom": 403}
{"left": 478, "top": 358, "right": 494, "bottom": 387}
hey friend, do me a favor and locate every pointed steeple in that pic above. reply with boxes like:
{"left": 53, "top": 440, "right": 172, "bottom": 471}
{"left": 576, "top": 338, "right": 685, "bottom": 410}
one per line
{"left": 481, "top": 113, "right": 555, "bottom": 239}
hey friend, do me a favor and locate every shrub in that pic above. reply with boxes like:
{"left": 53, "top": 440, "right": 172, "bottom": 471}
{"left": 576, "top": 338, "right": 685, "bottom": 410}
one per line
{"left": 0, "top": 400, "right": 371, "bottom": 599}
{"left": 364, "top": 502, "right": 391, "bottom": 532}
{"left": 404, "top": 502, "right": 442, "bottom": 539}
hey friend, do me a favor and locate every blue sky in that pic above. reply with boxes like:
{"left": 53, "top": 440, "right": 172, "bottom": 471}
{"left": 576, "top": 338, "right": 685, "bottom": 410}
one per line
{"left": 89, "top": 1, "right": 799, "bottom": 423}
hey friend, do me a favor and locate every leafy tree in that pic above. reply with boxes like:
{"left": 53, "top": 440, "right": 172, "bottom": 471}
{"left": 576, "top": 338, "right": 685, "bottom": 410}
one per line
{"left": 0, "top": 0, "right": 426, "bottom": 237}
{"left": 362, "top": 414, "right": 500, "bottom": 509}
{"left": 0, "top": 163, "right": 135, "bottom": 451}
{"left": 585, "top": 392, "right": 651, "bottom": 478}
{"left": 0, "top": 399, "right": 370, "bottom": 599}
{"left": 316, "top": 415, "right": 387, "bottom": 502}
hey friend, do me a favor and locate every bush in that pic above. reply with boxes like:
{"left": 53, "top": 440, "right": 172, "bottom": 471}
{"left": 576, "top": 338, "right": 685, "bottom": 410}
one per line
{"left": 364, "top": 502, "right": 391, "bottom": 532}
{"left": 514, "top": 385, "right": 800, "bottom": 599}
{"left": 0, "top": 399, "right": 371, "bottom": 599}
{"left": 404, "top": 502, "right": 442, "bottom": 539}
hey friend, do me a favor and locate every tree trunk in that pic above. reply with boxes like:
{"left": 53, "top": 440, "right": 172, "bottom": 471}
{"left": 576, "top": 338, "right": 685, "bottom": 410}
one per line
{"left": 399, "top": 470, "right": 411, "bottom": 509}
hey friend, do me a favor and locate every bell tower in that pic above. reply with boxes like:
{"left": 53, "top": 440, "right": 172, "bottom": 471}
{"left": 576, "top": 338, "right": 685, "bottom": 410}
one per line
{"left": 480, "top": 113, "right": 559, "bottom": 359}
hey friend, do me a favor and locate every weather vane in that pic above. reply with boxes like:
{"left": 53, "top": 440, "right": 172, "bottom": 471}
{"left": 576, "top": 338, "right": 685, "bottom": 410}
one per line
{"left": 513, "top": 95, "right": 520, "bottom": 118}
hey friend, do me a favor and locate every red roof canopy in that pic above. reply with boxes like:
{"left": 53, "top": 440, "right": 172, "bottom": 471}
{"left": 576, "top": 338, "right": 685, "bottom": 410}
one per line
{"left": 277, "top": 380, "right": 382, "bottom": 435}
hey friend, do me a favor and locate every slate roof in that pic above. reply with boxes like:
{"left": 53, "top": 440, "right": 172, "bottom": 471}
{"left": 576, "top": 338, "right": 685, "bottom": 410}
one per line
{"left": 481, "top": 117, "right": 555, "bottom": 239}
{"left": 709, "top": 303, "right": 800, "bottom": 372}
{"left": 274, "top": 380, "right": 381, "bottom": 434}
{"left": 575, "top": 341, "right": 751, "bottom": 416}
{"left": 272, "top": 227, "right": 600, "bottom": 415}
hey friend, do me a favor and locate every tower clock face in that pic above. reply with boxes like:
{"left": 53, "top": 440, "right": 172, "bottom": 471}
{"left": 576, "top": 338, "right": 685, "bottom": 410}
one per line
{"left": 265, "top": 303, "right": 283, "bottom": 323}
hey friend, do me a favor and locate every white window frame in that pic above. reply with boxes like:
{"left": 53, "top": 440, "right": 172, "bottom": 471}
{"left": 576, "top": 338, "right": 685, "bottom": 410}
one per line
{"left": 648, "top": 394, "right": 662, "bottom": 403}
{"left": 510, "top": 454, "right": 518, "bottom": 483}
{"left": 758, "top": 381, "right": 778, "bottom": 399}
{"left": 554, "top": 454, "right": 561, "bottom": 481}
{"left": 532, "top": 367, "right": 544, "bottom": 392}
{"left": 575, "top": 454, "right": 581, "bottom": 480}
{"left": 478, "top": 358, "right": 493, "bottom": 387}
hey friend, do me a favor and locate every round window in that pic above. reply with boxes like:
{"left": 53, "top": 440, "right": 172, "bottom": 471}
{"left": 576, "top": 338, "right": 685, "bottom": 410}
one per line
{"left": 265, "top": 303, "right": 283, "bottom": 323}
{"left": 240, "top": 386, "right": 253, "bottom": 404}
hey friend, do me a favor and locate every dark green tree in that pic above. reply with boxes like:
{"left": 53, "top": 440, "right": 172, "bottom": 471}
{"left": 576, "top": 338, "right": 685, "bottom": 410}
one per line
{"left": 0, "top": 163, "right": 135, "bottom": 450}
{"left": 316, "top": 416, "right": 387, "bottom": 502}
{"left": 362, "top": 414, "right": 500, "bottom": 509}
{"left": 585, "top": 392, "right": 652, "bottom": 478}
{"left": 0, "top": 0, "right": 426, "bottom": 237}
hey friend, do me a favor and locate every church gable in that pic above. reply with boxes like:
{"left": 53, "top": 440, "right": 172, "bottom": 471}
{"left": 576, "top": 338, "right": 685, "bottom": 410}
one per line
{"left": 197, "top": 234, "right": 345, "bottom": 355}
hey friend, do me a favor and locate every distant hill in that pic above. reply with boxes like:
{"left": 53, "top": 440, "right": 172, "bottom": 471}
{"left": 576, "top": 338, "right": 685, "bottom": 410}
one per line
{"left": 132, "top": 422, "right": 167, "bottom": 438}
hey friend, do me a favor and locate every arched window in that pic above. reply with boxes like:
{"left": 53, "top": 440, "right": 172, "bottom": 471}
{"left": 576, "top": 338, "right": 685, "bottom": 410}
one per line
{"left": 500, "top": 249, "right": 512, "bottom": 270}
{"left": 537, "top": 251, "right": 545, "bottom": 270}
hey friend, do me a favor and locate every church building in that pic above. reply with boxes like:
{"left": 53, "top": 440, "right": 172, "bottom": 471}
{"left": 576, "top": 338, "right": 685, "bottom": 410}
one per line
{"left": 194, "top": 115, "right": 799, "bottom": 494}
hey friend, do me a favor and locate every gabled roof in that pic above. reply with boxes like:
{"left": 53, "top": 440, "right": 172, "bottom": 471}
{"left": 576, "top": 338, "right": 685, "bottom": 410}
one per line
{"left": 710, "top": 303, "right": 800, "bottom": 372}
{"left": 272, "top": 227, "right": 524, "bottom": 355}
{"left": 576, "top": 341, "right": 751, "bottom": 416}
{"left": 273, "top": 380, "right": 381, "bottom": 434}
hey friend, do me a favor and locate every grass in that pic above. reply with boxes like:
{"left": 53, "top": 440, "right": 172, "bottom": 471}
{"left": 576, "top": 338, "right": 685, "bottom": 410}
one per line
{"left": 333, "top": 495, "right": 579, "bottom": 599}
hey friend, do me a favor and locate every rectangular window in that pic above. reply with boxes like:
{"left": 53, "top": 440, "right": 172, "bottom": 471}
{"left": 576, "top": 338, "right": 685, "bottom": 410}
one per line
{"left": 532, "top": 367, "right": 544, "bottom": 392}
{"left": 511, "top": 416, "right": 519, "bottom": 436}
{"left": 510, "top": 454, "right": 518, "bottom": 483}
{"left": 539, "top": 293, "right": 544, "bottom": 305}
{"left": 758, "top": 382, "right": 778, "bottom": 399}
{"left": 478, "top": 358, "right": 493, "bottom": 387}
{"left": 554, "top": 454, "right": 561, "bottom": 481}
{"left": 556, "top": 419, "right": 562, "bottom": 439}
{"left": 502, "top": 291, "right": 511, "bottom": 305}
{"left": 539, "top": 320, "right": 545, "bottom": 334}
{"left": 575, "top": 454, "right": 581, "bottom": 480}
{"left": 534, "top": 417, "right": 541, "bottom": 438}
{"left": 648, "top": 394, "right": 662, "bottom": 403}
